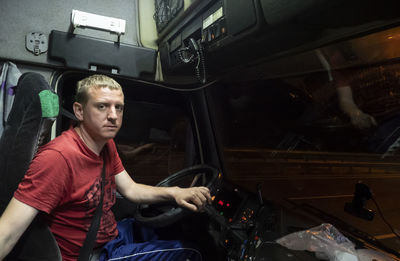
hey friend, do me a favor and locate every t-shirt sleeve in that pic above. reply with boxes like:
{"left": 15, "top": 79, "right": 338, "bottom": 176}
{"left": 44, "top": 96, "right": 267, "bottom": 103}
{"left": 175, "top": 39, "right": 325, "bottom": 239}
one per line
{"left": 108, "top": 140, "right": 125, "bottom": 176}
{"left": 14, "top": 149, "right": 71, "bottom": 214}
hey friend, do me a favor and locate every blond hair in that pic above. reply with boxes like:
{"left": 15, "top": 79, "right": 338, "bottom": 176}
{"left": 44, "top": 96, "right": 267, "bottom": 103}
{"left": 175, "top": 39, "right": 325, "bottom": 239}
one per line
{"left": 75, "top": 74, "right": 122, "bottom": 105}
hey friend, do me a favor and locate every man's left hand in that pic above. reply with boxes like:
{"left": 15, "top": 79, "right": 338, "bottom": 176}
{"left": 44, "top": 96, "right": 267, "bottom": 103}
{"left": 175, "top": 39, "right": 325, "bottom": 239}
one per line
{"left": 172, "top": 186, "right": 212, "bottom": 212}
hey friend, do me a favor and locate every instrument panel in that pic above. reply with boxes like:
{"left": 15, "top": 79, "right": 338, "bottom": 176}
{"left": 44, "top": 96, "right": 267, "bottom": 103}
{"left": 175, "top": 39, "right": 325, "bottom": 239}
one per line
{"left": 209, "top": 182, "right": 321, "bottom": 260}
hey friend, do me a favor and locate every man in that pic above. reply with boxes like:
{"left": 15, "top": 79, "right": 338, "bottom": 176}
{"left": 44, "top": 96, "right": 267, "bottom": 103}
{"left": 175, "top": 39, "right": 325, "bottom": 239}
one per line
{"left": 0, "top": 74, "right": 211, "bottom": 260}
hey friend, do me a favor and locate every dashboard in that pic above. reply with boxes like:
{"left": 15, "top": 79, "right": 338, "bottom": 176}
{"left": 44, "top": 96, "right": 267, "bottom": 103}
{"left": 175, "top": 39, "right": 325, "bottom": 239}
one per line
{"left": 208, "top": 181, "right": 321, "bottom": 260}
{"left": 207, "top": 179, "right": 399, "bottom": 260}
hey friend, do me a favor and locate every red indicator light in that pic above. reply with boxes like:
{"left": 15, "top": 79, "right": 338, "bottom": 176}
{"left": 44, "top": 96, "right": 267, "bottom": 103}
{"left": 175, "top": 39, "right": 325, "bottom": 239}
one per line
{"left": 226, "top": 203, "right": 230, "bottom": 207}
{"left": 218, "top": 200, "right": 224, "bottom": 206}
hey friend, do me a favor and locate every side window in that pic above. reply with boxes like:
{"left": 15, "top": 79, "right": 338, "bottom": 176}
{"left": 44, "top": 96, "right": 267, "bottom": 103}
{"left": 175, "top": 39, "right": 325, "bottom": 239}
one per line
{"left": 115, "top": 100, "right": 195, "bottom": 185}
{"left": 206, "top": 27, "right": 400, "bottom": 201}
{"left": 58, "top": 75, "right": 196, "bottom": 186}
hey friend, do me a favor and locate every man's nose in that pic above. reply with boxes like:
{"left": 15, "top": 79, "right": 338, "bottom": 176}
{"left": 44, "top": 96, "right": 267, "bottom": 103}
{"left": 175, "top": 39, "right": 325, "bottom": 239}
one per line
{"left": 107, "top": 107, "right": 118, "bottom": 120}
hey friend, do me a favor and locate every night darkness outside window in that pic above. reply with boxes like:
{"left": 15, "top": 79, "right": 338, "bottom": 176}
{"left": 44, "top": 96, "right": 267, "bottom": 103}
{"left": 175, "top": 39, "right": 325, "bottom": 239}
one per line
{"left": 114, "top": 100, "right": 195, "bottom": 186}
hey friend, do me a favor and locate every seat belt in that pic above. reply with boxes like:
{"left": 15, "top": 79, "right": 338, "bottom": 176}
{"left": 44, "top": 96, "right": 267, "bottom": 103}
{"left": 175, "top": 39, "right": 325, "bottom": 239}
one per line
{"left": 78, "top": 154, "right": 106, "bottom": 261}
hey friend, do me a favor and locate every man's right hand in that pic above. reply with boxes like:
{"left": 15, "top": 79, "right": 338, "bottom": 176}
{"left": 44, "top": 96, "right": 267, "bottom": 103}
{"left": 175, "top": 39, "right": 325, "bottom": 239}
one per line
{"left": 0, "top": 197, "right": 38, "bottom": 260}
{"left": 349, "top": 110, "right": 377, "bottom": 129}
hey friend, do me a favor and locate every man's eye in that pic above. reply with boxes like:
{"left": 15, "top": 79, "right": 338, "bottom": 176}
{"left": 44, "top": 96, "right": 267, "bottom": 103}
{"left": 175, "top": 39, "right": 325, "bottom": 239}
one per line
{"left": 98, "top": 104, "right": 106, "bottom": 110}
{"left": 116, "top": 105, "right": 124, "bottom": 112}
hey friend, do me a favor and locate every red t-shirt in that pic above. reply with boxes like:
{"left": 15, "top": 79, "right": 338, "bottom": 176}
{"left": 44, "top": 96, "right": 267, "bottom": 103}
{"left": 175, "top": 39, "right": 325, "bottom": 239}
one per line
{"left": 14, "top": 128, "right": 125, "bottom": 261}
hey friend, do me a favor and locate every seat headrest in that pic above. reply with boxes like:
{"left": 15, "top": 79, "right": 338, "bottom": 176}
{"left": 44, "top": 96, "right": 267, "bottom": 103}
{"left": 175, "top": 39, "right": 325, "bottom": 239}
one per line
{"left": 0, "top": 72, "right": 59, "bottom": 209}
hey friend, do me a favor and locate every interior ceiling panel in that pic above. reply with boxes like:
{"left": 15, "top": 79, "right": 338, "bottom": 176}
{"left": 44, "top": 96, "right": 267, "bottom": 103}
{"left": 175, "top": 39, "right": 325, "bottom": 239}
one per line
{"left": 0, "top": 0, "right": 139, "bottom": 66}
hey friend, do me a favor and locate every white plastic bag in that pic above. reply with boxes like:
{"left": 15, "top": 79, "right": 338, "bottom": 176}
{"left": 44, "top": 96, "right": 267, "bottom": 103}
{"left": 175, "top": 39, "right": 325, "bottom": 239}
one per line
{"left": 276, "top": 223, "right": 358, "bottom": 261}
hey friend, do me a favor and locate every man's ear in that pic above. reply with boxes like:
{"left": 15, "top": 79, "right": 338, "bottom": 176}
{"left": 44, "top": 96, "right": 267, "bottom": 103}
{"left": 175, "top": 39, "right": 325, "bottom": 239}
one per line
{"left": 73, "top": 102, "right": 84, "bottom": 121}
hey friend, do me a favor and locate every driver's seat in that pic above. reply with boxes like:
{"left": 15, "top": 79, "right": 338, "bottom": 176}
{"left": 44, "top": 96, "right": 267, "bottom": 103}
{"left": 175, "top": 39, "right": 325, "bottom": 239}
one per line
{"left": 0, "top": 72, "right": 61, "bottom": 261}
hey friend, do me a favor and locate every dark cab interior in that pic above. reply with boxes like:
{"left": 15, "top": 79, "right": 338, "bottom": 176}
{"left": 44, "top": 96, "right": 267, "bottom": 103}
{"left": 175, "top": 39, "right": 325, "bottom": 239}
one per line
{"left": 1, "top": 0, "right": 400, "bottom": 260}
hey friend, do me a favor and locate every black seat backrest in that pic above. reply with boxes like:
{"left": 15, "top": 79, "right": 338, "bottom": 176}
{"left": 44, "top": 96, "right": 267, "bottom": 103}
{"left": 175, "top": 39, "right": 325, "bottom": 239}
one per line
{"left": 0, "top": 72, "right": 62, "bottom": 261}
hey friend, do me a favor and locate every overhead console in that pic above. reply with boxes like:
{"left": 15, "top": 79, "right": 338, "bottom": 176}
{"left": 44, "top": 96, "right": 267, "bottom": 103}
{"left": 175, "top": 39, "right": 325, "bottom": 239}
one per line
{"left": 158, "top": 0, "right": 260, "bottom": 84}
{"left": 158, "top": 0, "right": 400, "bottom": 84}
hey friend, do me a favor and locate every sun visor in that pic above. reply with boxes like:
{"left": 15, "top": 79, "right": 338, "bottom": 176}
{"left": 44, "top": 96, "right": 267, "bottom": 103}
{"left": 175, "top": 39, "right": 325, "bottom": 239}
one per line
{"left": 49, "top": 30, "right": 156, "bottom": 79}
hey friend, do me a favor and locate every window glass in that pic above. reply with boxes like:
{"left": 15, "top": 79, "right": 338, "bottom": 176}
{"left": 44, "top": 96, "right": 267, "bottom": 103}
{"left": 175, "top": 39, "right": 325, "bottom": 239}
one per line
{"left": 206, "top": 27, "right": 400, "bottom": 237}
{"left": 59, "top": 76, "right": 196, "bottom": 186}
{"left": 115, "top": 99, "right": 195, "bottom": 186}
{"left": 210, "top": 30, "right": 400, "bottom": 157}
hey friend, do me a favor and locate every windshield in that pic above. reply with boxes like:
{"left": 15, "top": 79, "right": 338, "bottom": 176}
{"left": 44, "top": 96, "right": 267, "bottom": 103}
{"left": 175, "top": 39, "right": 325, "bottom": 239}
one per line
{"left": 207, "top": 26, "right": 400, "bottom": 253}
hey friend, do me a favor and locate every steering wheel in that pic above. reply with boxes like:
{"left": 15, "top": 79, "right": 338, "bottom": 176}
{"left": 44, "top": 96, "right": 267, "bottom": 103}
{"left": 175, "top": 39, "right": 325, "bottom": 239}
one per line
{"left": 133, "top": 164, "right": 220, "bottom": 228}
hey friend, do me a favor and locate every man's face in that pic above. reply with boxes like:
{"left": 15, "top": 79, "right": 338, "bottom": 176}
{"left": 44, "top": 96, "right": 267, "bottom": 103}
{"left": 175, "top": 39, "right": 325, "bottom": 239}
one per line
{"left": 80, "top": 87, "right": 124, "bottom": 142}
